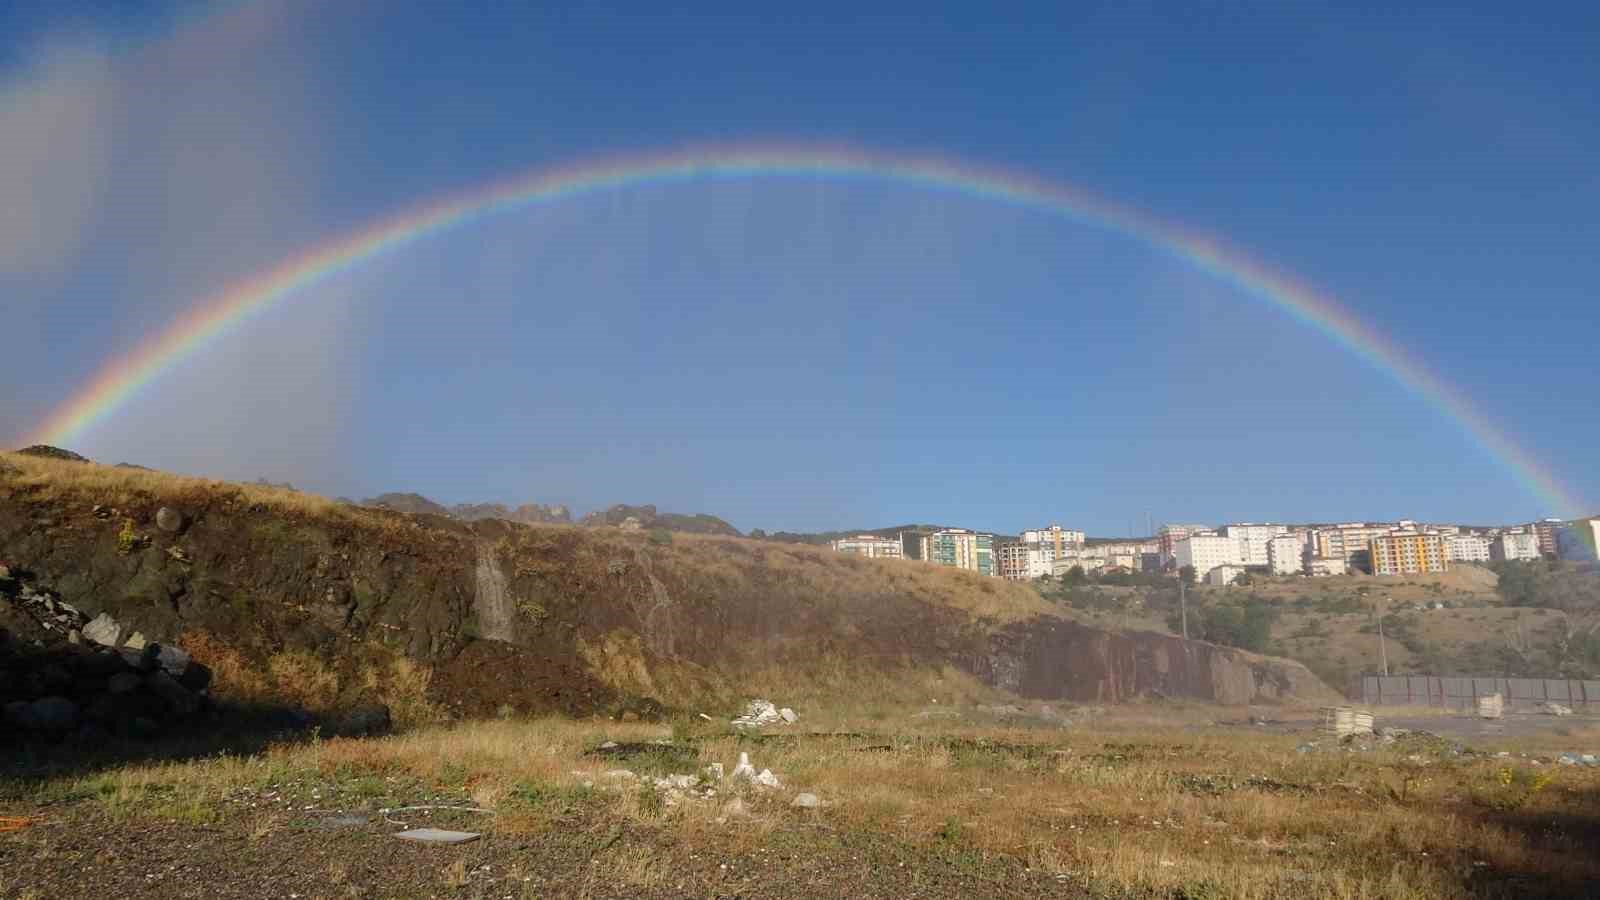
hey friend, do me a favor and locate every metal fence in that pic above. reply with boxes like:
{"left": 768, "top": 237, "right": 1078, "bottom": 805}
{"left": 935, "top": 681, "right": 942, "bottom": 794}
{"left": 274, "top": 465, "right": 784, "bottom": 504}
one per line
{"left": 1360, "top": 675, "right": 1600, "bottom": 711}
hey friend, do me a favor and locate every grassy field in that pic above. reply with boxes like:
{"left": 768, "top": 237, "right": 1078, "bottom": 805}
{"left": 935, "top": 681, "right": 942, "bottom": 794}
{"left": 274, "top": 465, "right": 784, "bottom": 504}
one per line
{"left": 5, "top": 703, "right": 1598, "bottom": 899}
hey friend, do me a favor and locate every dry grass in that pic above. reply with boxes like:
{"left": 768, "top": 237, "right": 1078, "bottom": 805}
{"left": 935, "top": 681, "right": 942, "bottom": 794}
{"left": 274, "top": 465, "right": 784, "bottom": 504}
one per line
{"left": 178, "top": 630, "right": 447, "bottom": 729}
{"left": 0, "top": 452, "right": 432, "bottom": 544}
{"left": 1, "top": 452, "right": 342, "bottom": 520}
{"left": 25, "top": 707, "right": 1600, "bottom": 899}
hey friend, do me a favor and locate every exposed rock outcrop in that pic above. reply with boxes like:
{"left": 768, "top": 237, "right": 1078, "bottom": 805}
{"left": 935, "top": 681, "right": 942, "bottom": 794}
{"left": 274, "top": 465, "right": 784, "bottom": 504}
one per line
{"left": 579, "top": 504, "right": 740, "bottom": 536}
{"left": 452, "top": 502, "right": 572, "bottom": 525}
{"left": 968, "top": 617, "right": 1340, "bottom": 706}
{"left": 360, "top": 492, "right": 453, "bottom": 517}
{"left": 14, "top": 445, "right": 89, "bottom": 462}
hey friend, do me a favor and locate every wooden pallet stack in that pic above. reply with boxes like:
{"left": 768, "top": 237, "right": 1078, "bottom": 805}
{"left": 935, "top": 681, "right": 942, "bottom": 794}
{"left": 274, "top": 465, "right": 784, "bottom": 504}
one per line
{"left": 1322, "top": 706, "right": 1375, "bottom": 737}
{"left": 1477, "top": 693, "right": 1504, "bottom": 719}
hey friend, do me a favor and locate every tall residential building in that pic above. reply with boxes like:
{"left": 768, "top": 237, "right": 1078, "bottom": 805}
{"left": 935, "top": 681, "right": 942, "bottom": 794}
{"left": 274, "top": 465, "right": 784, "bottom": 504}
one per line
{"left": 1158, "top": 524, "right": 1212, "bottom": 562}
{"left": 1369, "top": 533, "right": 1449, "bottom": 575}
{"left": 1266, "top": 533, "right": 1303, "bottom": 575}
{"left": 1492, "top": 531, "right": 1541, "bottom": 562}
{"left": 1444, "top": 533, "right": 1491, "bottom": 563}
{"left": 1010, "top": 525, "right": 1085, "bottom": 579}
{"left": 994, "top": 541, "right": 1031, "bottom": 580}
{"left": 920, "top": 529, "right": 994, "bottom": 576}
{"left": 1222, "top": 523, "right": 1290, "bottom": 566}
{"left": 1175, "top": 533, "right": 1242, "bottom": 579}
{"left": 1531, "top": 518, "right": 1565, "bottom": 558}
{"left": 830, "top": 534, "right": 904, "bottom": 559}
{"left": 1308, "top": 523, "right": 1393, "bottom": 572}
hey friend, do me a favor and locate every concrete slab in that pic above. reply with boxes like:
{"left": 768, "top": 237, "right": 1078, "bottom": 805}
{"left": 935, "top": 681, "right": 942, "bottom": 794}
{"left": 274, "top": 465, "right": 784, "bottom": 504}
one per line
{"left": 393, "top": 828, "right": 482, "bottom": 844}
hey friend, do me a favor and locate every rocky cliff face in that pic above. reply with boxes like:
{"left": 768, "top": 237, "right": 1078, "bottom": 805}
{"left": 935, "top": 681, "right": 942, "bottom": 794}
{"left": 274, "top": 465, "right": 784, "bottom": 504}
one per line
{"left": 969, "top": 617, "right": 1340, "bottom": 706}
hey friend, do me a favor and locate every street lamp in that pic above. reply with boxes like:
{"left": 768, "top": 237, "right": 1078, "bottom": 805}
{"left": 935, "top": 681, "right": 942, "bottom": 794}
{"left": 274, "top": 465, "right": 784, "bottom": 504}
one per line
{"left": 1377, "top": 596, "right": 1390, "bottom": 677}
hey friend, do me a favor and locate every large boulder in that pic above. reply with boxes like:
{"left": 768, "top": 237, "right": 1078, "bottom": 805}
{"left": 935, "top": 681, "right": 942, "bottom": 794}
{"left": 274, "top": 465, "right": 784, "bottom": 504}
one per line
{"left": 143, "top": 671, "right": 201, "bottom": 717}
{"left": 152, "top": 643, "right": 192, "bottom": 679}
{"left": 155, "top": 507, "right": 187, "bottom": 533}
{"left": 26, "top": 696, "right": 81, "bottom": 732}
{"left": 82, "top": 613, "right": 122, "bottom": 647}
{"left": 176, "top": 661, "right": 212, "bottom": 693}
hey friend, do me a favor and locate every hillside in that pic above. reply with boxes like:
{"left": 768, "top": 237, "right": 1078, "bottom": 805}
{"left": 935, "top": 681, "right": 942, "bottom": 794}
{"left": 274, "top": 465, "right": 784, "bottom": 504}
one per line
{"left": 0, "top": 452, "right": 1337, "bottom": 728}
{"left": 1044, "top": 566, "right": 1600, "bottom": 694}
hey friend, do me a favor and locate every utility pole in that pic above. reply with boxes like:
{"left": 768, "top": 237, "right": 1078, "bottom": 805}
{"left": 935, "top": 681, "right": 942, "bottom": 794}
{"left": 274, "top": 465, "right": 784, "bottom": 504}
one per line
{"left": 1377, "top": 596, "right": 1390, "bottom": 677}
{"left": 1179, "top": 578, "right": 1189, "bottom": 640}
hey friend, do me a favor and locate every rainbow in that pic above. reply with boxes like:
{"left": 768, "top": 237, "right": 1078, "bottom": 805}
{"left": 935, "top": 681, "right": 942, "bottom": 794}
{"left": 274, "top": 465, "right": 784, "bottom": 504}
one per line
{"left": 19, "top": 144, "right": 1586, "bottom": 517}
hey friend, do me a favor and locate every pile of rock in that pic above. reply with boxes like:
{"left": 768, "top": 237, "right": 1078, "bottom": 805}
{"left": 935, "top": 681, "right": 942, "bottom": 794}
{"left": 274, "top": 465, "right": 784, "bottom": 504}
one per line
{"left": 1, "top": 565, "right": 212, "bottom": 743}
{"left": 730, "top": 699, "right": 798, "bottom": 730}
{"left": 1, "top": 637, "right": 213, "bottom": 742}
{"left": 1, "top": 564, "right": 90, "bottom": 637}
{"left": 591, "top": 751, "right": 788, "bottom": 809}
{"left": 729, "top": 751, "right": 781, "bottom": 787}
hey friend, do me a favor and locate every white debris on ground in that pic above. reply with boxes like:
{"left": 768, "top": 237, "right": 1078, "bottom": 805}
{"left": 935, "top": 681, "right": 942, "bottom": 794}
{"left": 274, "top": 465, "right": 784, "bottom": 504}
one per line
{"left": 726, "top": 751, "right": 780, "bottom": 786}
{"left": 1542, "top": 702, "right": 1573, "bottom": 717}
{"left": 731, "top": 699, "right": 798, "bottom": 729}
{"left": 586, "top": 749, "right": 794, "bottom": 809}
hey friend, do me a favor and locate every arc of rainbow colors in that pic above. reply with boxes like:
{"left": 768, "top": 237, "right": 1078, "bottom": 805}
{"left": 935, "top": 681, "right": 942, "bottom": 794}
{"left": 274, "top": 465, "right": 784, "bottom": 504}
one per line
{"left": 20, "top": 144, "right": 1585, "bottom": 517}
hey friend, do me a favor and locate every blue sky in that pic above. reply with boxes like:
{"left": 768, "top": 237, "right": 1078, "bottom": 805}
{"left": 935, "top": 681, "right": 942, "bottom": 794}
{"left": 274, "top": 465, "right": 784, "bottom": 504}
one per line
{"left": 2, "top": 1, "right": 1596, "bottom": 534}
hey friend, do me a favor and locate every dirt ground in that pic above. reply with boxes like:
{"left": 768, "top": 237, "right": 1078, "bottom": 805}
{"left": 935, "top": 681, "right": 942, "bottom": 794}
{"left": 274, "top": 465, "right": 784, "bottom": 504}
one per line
{"left": 5, "top": 704, "right": 1600, "bottom": 900}
{"left": 1, "top": 801, "right": 1077, "bottom": 900}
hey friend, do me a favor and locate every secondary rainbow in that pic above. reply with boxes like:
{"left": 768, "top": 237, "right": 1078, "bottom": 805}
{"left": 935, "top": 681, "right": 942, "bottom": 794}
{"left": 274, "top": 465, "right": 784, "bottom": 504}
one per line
{"left": 21, "top": 144, "right": 1585, "bottom": 517}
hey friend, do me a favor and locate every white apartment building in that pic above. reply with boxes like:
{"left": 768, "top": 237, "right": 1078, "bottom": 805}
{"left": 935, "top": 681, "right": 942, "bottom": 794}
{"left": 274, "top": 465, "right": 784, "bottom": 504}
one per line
{"left": 1175, "top": 533, "right": 1242, "bottom": 580}
{"left": 1013, "top": 525, "right": 1085, "bottom": 579}
{"left": 1266, "top": 533, "right": 1303, "bottom": 575}
{"left": 1207, "top": 564, "right": 1250, "bottom": 586}
{"left": 1305, "top": 556, "right": 1348, "bottom": 576}
{"left": 1024, "top": 525, "right": 1086, "bottom": 549}
{"left": 831, "top": 534, "right": 904, "bottom": 559}
{"left": 1492, "top": 531, "right": 1541, "bottom": 562}
{"left": 1308, "top": 523, "right": 1394, "bottom": 571}
{"left": 1445, "top": 533, "right": 1491, "bottom": 563}
{"left": 1222, "top": 523, "right": 1290, "bottom": 566}
{"left": 1052, "top": 553, "right": 1110, "bottom": 576}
